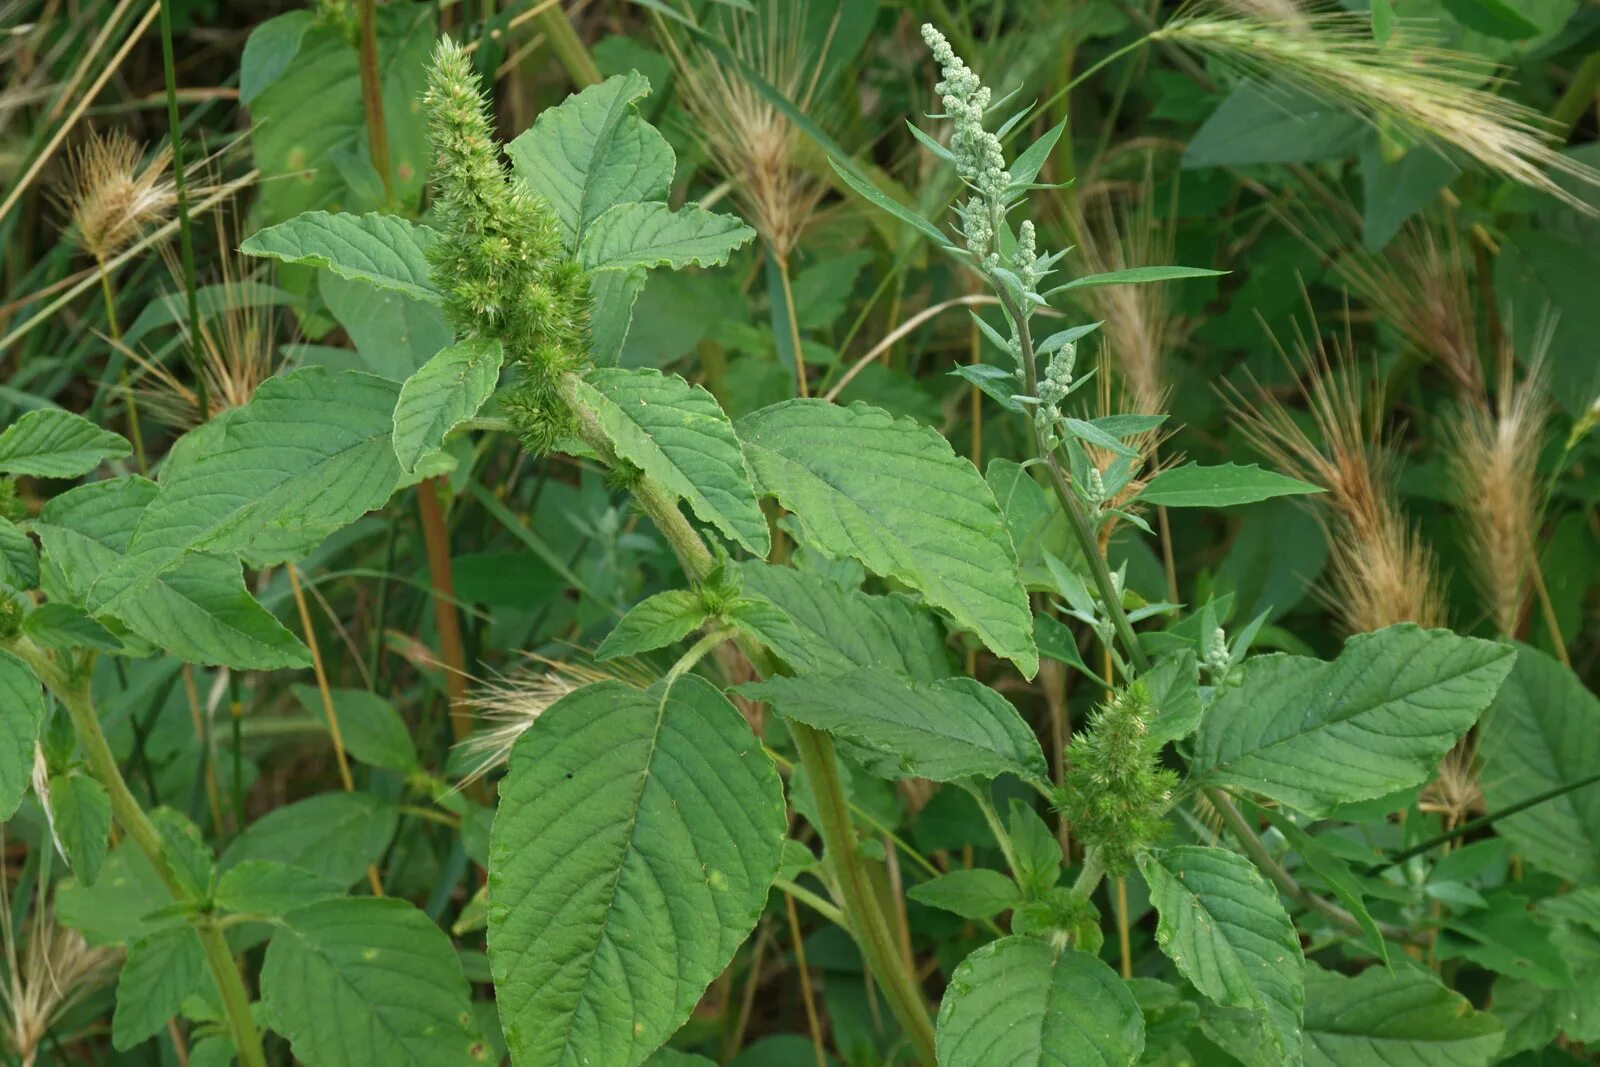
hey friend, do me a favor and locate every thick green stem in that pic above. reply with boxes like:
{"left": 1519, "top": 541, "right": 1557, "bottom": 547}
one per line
{"left": 999, "top": 290, "right": 1150, "bottom": 674}
{"left": 557, "top": 373, "right": 938, "bottom": 1064}
{"left": 14, "top": 643, "right": 267, "bottom": 1066}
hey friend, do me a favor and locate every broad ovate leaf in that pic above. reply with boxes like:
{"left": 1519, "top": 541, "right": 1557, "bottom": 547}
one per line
{"left": 260, "top": 897, "right": 487, "bottom": 1067}
{"left": 112, "top": 925, "right": 207, "bottom": 1050}
{"left": 1139, "top": 846, "right": 1305, "bottom": 1065}
{"left": 578, "top": 201, "right": 755, "bottom": 273}
{"left": 392, "top": 337, "right": 504, "bottom": 473}
{"left": 87, "top": 368, "right": 402, "bottom": 615}
{"left": 594, "top": 589, "right": 707, "bottom": 661}
{"left": 1135, "top": 463, "right": 1323, "bottom": 508}
{"left": 0, "top": 649, "right": 44, "bottom": 820}
{"left": 487, "top": 677, "right": 784, "bottom": 1067}
{"left": 1302, "top": 962, "right": 1504, "bottom": 1066}
{"left": 1478, "top": 644, "right": 1600, "bottom": 883}
{"left": 0, "top": 408, "right": 130, "bottom": 478}
{"left": 741, "top": 669, "right": 1047, "bottom": 784}
{"left": 936, "top": 937, "right": 1145, "bottom": 1067}
{"left": 1193, "top": 625, "right": 1514, "bottom": 816}
{"left": 734, "top": 560, "right": 952, "bottom": 681}
{"left": 738, "top": 400, "right": 1035, "bottom": 676}
{"left": 35, "top": 477, "right": 309, "bottom": 670}
{"left": 569, "top": 367, "right": 769, "bottom": 555}
{"left": 221, "top": 791, "right": 397, "bottom": 889}
{"left": 240, "top": 211, "right": 441, "bottom": 303}
{"left": 506, "top": 70, "right": 674, "bottom": 248}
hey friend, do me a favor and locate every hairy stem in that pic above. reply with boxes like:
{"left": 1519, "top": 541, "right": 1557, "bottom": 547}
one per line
{"left": 556, "top": 372, "right": 938, "bottom": 1064}
{"left": 356, "top": 0, "right": 394, "bottom": 205}
{"left": 12, "top": 643, "right": 267, "bottom": 1067}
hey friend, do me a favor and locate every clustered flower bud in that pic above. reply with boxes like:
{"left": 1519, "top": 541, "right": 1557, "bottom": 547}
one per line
{"left": 1203, "top": 625, "right": 1231, "bottom": 682}
{"left": 424, "top": 39, "right": 590, "bottom": 455}
{"left": 922, "top": 24, "right": 1009, "bottom": 266}
{"left": 1056, "top": 682, "right": 1177, "bottom": 874}
{"left": 1035, "top": 341, "right": 1076, "bottom": 433}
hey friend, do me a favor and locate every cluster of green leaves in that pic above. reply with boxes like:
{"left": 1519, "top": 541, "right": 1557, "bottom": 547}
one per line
{"left": 2, "top": 0, "right": 1599, "bottom": 1066}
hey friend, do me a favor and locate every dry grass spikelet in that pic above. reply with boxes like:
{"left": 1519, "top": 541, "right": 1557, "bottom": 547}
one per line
{"left": 118, "top": 209, "right": 285, "bottom": 429}
{"left": 1420, "top": 740, "right": 1484, "bottom": 830}
{"left": 0, "top": 873, "right": 122, "bottom": 1067}
{"left": 456, "top": 654, "right": 656, "bottom": 787}
{"left": 1075, "top": 158, "right": 1186, "bottom": 416}
{"left": 1445, "top": 353, "right": 1548, "bottom": 637}
{"left": 1225, "top": 318, "right": 1447, "bottom": 634}
{"left": 54, "top": 128, "right": 175, "bottom": 262}
{"left": 1156, "top": 4, "right": 1600, "bottom": 211}
{"left": 663, "top": 1, "right": 837, "bottom": 260}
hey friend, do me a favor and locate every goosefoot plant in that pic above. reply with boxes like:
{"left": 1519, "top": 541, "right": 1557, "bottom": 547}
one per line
{"left": 2, "top": 24, "right": 1569, "bottom": 1067}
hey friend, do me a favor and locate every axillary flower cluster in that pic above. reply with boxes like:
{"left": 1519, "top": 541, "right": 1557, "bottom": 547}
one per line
{"left": 423, "top": 40, "right": 590, "bottom": 454}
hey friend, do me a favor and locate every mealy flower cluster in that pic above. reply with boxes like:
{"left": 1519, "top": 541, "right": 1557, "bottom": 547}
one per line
{"left": 1057, "top": 682, "right": 1177, "bottom": 874}
{"left": 922, "top": 24, "right": 1009, "bottom": 270}
{"left": 423, "top": 39, "right": 589, "bottom": 454}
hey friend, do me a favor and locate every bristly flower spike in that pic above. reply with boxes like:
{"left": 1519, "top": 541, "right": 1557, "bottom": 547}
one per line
{"left": 423, "top": 38, "right": 590, "bottom": 454}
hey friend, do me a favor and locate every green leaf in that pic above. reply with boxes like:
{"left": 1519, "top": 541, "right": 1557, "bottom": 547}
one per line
{"left": 50, "top": 770, "right": 112, "bottom": 887}
{"left": 214, "top": 860, "right": 343, "bottom": 917}
{"left": 506, "top": 70, "right": 675, "bottom": 248}
{"left": 35, "top": 478, "right": 310, "bottom": 670}
{"left": 570, "top": 367, "right": 770, "bottom": 555}
{"left": 936, "top": 937, "right": 1145, "bottom": 1066}
{"left": 221, "top": 792, "right": 397, "bottom": 889}
{"left": 909, "top": 869, "right": 1022, "bottom": 920}
{"left": 578, "top": 201, "right": 755, "bottom": 273}
{"left": 1479, "top": 644, "right": 1600, "bottom": 883}
{"left": 290, "top": 686, "right": 419, "bottom": 773}
{"left": 1247, "top": 801, "right": 1388, "bottom": 965}
{"left": 239, "top": 9, "right": 313, "bottom": 103}
{"left": 56, "top": 843, "right": 169, "bottom": 946}
{"left": 86, "top": 369, "right": 402, "bottom": 616}
{"left": 1136, "top": 463, "right": 1323, "bottom": 508}
{"left": 1185, "top": 82, "right": 1366, "bottom": 168}
{"left": 19, "top": 602, "right": 119, "bottom": 651}
{"left": 392, "top": 337, "right": 503, "bottom": 474}
{"left": 261, "top": 897, "right": 486, "bottom": 1067}
{"left": 112, "top": 925, "right": 207, "bottom": 1050}
{"left": 1193, "top": 625, "right": 1514, "bottom": 816}
{"left": 241, "top": 211, "right": 442, "bottom": 303}
{"left": 828, "top": 157, "right": 951, "bottom": 246}
{"left": 741, "top": 670, "right": 1047, "bottom": 784}
{"left": 1008, "top": 799, "right": 1065, "bottom": 897}
{"left": 1440, "top": 0, "right": 1540, "bottom": 38}
{"left": 734, "top": 561, "right": 952, "bottom": 681}
{"left": 595, "top": 589, "right": 707, "bottom": 660}
{"left": 738, "top": 400, "right": 1036, "bottom": 676}
{"left": 1302, "top": 963, "right": 1504, "bottom": 1066}
{"left": 1143, "top": 650, "right": 1203, "bottom": 743}
{"left": 0, "top": 409, "right": 130, "bottom": 478}
{"left": 1048, "top": 265, "right": 1226, "bottom": 295}
{"left": 0, "top": 649, "right": 44, "bottom": 821}
{"left": 0, "top": 516, "right": 38, "bottom": 589}
{"left": 588, "top": 267, "right": 647, "bottom": 366}
{"left": 1139, "top": 846, "right": 1305, "bottom": 1065}
{"left": 487, "top": 677, "right": 784, "bottom": 1067}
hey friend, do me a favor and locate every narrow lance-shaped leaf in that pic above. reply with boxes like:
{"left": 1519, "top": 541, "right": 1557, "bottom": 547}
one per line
{"left": 1135, "top": 463, "right": 1323, "bottom": 508}
{"left": 240, "top": 211, "right": 442, "bottom": 303}
{"left": 1046, "top": 265, "right": 1226, "bottom": 296}
{"left": 738, "top": 399, "right": 1036, "bottom": 676}
{"left": 392, "top": 337, "right": 504, "bottom": 474}
{"left": 1139, "top": 846, "right": 1306, "bottom": 1065}
{"left": 487, "top": 677, "right": 784, "bottom": 1067}
{"left": 0, "top": 409, "right": 130, "bottom": 478}
{"left": 1193, "top": 624, "right": 1514, "bottom": 815}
